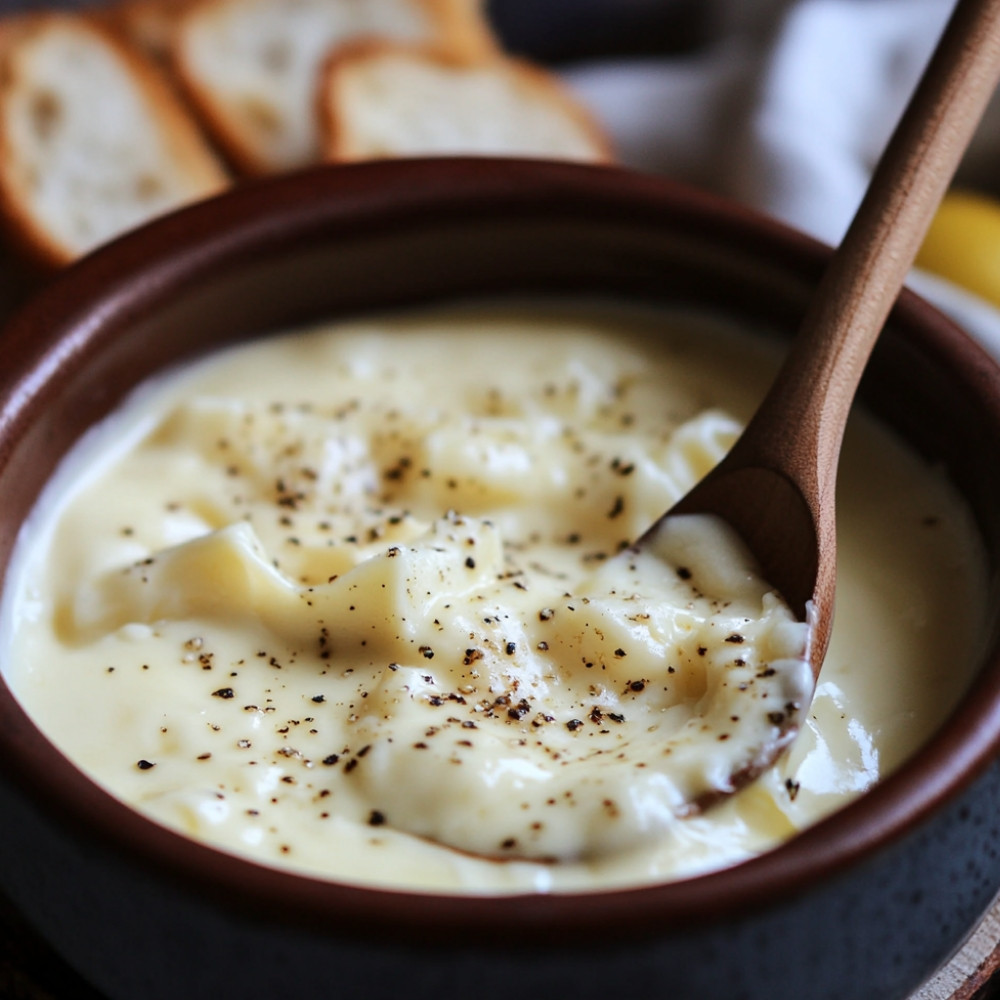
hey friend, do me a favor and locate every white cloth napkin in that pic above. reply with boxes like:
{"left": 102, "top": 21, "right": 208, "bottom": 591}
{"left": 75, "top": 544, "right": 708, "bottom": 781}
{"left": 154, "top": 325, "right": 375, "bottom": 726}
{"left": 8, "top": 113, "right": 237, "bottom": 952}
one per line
{"left": 567, "top": 0, "right": 985, "bottom": 244}
{"left": 564, "top": 0, "right": 1000, "bottom": 354}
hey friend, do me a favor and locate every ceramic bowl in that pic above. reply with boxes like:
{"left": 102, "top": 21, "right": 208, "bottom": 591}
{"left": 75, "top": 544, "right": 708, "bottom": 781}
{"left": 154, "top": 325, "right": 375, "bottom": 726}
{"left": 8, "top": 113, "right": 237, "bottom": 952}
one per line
{"left": 2, "top": 159, "right": 1000, "bottom": 1000}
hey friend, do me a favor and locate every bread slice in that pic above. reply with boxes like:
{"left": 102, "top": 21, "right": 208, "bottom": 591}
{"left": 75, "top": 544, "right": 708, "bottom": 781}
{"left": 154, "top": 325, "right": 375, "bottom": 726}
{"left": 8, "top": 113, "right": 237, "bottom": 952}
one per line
{"left": 319, "top": 42, "right": 613, "bottom": 163}
{"left": 0, "top": 13, "right": 228, "bottom": 268}
{"left": 172, "top": 0, "right": 498, "bottom": 175}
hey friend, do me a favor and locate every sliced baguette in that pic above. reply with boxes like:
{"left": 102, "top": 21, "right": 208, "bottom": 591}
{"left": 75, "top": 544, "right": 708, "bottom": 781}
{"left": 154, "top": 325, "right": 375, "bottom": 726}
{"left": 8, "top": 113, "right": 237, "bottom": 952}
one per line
{"left": 0, "top": 13, "right": 228, "bottom": 268}
{"left": 172, "top": 0, "right": 498, "bottom": 175}
{"left": 319, "top": 42, "right": 614, "bottom": 163}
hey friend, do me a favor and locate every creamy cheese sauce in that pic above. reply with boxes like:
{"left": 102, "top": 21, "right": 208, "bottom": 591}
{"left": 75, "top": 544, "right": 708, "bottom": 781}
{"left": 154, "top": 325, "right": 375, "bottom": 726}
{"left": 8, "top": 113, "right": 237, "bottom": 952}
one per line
{"left": 0, "top": 304, "right": 986, "bottom": 892}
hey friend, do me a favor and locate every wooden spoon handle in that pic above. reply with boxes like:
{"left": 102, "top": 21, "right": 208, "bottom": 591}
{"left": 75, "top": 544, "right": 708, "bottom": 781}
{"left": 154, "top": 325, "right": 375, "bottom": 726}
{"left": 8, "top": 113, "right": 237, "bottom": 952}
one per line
{"left": 737, "top": 0, "right": 1000, "bottom": 503}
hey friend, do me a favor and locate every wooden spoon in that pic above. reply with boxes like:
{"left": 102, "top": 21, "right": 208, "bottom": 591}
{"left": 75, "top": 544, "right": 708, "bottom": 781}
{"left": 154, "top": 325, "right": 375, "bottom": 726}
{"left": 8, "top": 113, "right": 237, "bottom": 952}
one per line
{"left": 643, "top": 0, "right": 1000, "bottom": 798}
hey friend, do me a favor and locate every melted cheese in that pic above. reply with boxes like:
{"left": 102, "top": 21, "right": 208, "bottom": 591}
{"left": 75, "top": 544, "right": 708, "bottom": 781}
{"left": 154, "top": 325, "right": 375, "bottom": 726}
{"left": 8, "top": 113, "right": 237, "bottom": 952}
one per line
{"left": 0, "top": 304, "right": 985, "bottom": 892}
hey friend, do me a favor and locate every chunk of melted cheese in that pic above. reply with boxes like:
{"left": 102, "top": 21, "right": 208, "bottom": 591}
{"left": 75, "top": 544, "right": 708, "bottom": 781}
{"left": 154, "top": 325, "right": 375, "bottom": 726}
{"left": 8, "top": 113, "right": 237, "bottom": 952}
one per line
{"left": 0, "top": 305, "right": 985, "bottom": 892}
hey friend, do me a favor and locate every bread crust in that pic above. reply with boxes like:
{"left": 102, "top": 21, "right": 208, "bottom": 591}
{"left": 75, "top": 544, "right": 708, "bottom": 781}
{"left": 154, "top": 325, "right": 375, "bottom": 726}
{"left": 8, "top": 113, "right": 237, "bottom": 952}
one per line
{"left": 414, "top": 0, "right": 499, "bottom": 61}
{"left": 100, "top": 0, "right": 238, "bottom": 172}
{"left": 317, "top": 39, "right": 615, "bottom": 164}
{"left": 169, "top": 0, "right": 255, "bottom": 174}
{"left": 97, "top": 0, "right": 200, "bottom": 64}
{"left": 0, "top": 11, "right": 227, "bottom": 269}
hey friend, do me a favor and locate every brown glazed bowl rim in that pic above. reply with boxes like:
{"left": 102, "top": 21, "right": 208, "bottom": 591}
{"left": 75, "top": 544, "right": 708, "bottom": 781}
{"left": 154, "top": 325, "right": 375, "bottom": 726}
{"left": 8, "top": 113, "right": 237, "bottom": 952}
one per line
{"left": 2, "top": 157, "right": 1000, "bottom": 948}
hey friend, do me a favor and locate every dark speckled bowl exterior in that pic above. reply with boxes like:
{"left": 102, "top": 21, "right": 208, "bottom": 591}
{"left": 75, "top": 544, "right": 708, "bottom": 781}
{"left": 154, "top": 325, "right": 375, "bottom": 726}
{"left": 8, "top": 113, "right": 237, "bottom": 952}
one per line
{"left": 2, "top": 159, "right": 1000, "bottom": 1000}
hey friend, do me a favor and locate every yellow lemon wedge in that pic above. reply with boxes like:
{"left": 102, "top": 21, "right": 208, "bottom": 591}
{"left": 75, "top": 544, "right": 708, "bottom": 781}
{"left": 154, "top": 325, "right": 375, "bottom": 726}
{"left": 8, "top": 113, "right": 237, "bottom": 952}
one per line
{"left": 917, "top": 189, "right": 1000, "bottom": 308}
